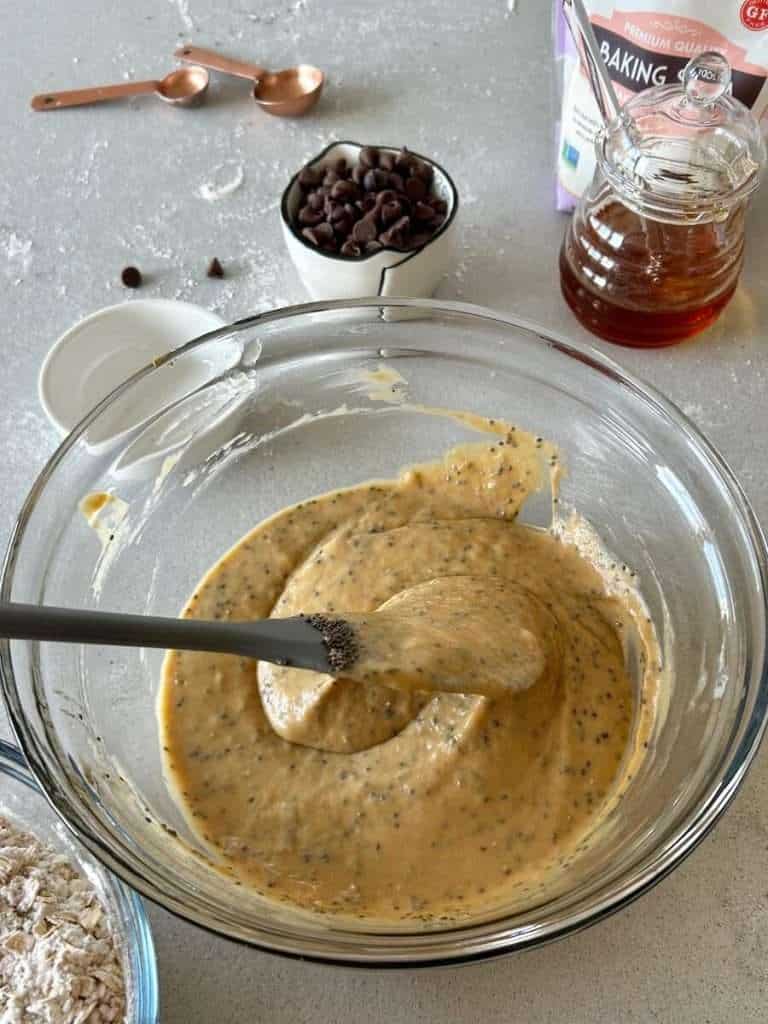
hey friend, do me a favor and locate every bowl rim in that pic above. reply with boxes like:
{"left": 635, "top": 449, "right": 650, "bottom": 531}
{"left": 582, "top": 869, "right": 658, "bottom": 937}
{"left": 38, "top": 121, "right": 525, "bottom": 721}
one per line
{"left": 37, "top": 297, "right": 227, "bottom": 436}
{"left": 0, "top": 738, "right": 160, "bottom": 1018}
{"left": 279, "top": 140, "right": 459, "bottom": 265}
{"left": 2, "top": 296, "right": 767, "bottom": 966}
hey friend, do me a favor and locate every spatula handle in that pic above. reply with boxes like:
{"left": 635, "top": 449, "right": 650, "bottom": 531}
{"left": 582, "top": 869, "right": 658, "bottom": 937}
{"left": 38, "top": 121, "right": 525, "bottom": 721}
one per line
{"left": 0, "top": 601, "right": 224, "bottom": 651}
{"left": 0, "top": 602, "right": 331, "bottom": 673}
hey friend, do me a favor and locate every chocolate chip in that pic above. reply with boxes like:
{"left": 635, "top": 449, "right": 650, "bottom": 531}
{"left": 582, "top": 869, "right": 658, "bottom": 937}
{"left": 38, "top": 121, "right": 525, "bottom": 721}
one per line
{"left": 352, "top": 215, "right": 378, "bottom": 243}
{"left": 340, "top": 239, "right": 362, "bottom": 257}
{"left": 412, "top": 160, "right": 434, "bottom": 185}
{"left": 292, "top": 146, "right": 449, "bottom": 259}
{"left": 324, "top": 197, "right": 342, "bottom": 219}
{"left": 206, "top": 257, "right": 224, "bottom": 279}
{"left": 370, "top": 195, "right": 387, "bottom": 220}
{"left": 331, "top": 179, "right": 358, "bottom": 201}
{"left": 298, "top": 166, "right": 321, "bottom": 189}
{"left": 314, "top": 222, "right": 335, "bottom": 243}
{"left": 363, "top": 168, "right": 388, "bottom": 192}
{"left": 394, "top": 148, "right": 413, "bottom": 174}
{"left": 333, "top": 212, "right": 353, "bottom": 237}
{"left": 405, "top": 176, "right": 427, "bottom": 201}
{"left": 381, "top": 200, "right": 403, "bottom": 226}
{"left": 359, "top": 146, "right": 379, "bottom": 169}
{"left": 299, "top": 205, "right": 325, "bottom": 226}
{"left": 380, "top": 214, "right": 411, "bottom": 249}
{"left": 121, "top": 266, "right": 142, "bottom": 288}
{"left": 414, "top": 200, "right": 435, "bottom": 222}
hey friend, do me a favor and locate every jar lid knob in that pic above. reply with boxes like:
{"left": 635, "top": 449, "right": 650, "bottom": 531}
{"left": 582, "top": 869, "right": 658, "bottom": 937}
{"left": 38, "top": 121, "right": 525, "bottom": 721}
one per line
{"left": 683, "top": 52, "right": 731, "bottom": 106}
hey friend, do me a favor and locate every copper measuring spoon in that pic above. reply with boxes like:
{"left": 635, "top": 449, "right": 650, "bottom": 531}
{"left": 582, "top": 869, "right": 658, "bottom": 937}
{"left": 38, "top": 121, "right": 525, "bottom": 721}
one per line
{"left": 31, "top": 66, "right": 209, "bottom": 111}
{"left": 175, "top": 44, "right": 324, "bottom": 117}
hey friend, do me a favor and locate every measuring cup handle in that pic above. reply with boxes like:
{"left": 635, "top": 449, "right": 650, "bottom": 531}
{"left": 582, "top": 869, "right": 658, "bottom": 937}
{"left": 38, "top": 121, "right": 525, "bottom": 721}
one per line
{"left": 175, "top": 44, "right": 265, "bottom": 81}
{"left": 31, "top": 80, "right": 159, "bottom": 110}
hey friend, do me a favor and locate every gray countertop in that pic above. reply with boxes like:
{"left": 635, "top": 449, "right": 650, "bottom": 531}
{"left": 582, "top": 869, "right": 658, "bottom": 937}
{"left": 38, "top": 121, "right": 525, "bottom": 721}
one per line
{"left": 3, "top": 1, "right": 768, "bottom": 1021}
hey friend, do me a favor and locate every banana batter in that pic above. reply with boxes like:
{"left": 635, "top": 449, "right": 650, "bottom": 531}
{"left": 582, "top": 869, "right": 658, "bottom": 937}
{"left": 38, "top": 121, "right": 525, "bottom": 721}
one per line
{"left": 159, "top": 417, "right": 657, "bottom": 923}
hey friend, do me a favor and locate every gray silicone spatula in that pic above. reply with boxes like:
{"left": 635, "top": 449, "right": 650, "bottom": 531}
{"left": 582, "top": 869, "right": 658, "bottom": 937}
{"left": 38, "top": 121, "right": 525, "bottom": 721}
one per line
{"left": 0, "top": 602, "right": 353, "bottom": 675}
{"left": 0, "top": 578, "right": 548, "bottom": 698}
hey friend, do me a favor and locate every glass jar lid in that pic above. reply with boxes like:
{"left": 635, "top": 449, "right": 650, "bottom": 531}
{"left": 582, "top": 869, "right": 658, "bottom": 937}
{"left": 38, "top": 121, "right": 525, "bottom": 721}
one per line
{"left": 598, "top": 52, "right": 767, "bottom": 223}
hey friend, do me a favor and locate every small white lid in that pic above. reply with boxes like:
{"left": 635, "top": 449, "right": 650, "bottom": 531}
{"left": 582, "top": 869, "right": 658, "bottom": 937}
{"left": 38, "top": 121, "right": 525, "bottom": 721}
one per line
{"left": 38, "top": 299, "right": 226, "bottom": 436}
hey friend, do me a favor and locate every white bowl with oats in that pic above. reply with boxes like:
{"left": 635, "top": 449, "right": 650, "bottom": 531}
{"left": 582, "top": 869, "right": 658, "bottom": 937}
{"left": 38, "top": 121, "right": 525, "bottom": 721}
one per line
{"left": 0, "top": 740, "right": 158, "bottom": 1024}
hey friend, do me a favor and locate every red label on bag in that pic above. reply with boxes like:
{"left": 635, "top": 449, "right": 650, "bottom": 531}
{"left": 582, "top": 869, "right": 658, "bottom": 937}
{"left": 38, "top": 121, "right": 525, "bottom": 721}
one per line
{"left": 741, "top": 0, "right": 768, "bottom": 31}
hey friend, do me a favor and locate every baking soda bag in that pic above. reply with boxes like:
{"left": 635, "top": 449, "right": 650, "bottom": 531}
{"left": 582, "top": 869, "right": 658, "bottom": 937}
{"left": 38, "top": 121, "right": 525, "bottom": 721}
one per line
{"left": 554, "top": 1, "right": 768, "bottom": 210}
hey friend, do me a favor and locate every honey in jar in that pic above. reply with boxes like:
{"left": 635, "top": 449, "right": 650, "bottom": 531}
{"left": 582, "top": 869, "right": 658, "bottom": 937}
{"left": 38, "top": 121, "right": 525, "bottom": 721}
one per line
{"left": 560, "top": 53, "right": 766, "bottom": 348}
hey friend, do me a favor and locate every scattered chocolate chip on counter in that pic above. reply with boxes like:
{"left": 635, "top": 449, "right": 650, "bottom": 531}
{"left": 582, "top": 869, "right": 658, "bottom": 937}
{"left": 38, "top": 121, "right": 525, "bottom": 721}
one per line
{"left": 294, "top": 147, "right": 449, "bottom": 257}
{"left": 207, "top": 257, "right": 225, "bottom": 279}
{"left": 120, "top": 266, "right": 142, "bottom": 289}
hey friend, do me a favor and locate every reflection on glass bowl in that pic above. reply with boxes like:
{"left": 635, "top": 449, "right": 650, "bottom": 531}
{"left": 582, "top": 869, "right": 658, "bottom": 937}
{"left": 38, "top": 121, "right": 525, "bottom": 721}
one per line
{"left": 2, "top": 298, "right": 766, "bottom": 966}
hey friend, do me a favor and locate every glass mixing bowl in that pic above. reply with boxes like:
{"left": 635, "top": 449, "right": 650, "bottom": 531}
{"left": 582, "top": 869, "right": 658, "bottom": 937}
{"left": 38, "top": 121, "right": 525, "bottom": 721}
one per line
{"left": 2, "top": 299, "right": 766, "bottom": 965}
{"left": 0, "top": 740, "right": 159, "bottom": 1020}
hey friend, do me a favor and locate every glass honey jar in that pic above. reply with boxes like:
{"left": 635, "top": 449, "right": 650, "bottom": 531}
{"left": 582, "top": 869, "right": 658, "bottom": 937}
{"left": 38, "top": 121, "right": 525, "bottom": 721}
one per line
{"left": 560, "top": 52, "right": 766, "bottom": 348}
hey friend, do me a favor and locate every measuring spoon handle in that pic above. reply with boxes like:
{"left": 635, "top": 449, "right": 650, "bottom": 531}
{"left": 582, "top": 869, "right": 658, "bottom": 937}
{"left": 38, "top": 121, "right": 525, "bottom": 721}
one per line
{"left": 31, "top": 80, "right": 160, "bottom": 111}
{"left": 175, "top": 44, "right": 265, "bottom": 81}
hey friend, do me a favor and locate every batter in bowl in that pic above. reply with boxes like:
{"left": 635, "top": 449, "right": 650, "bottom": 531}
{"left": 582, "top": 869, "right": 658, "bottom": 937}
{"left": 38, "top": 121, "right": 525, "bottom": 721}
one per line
{"left": 158, "top": 415, "right": 658, "bottom": 923}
